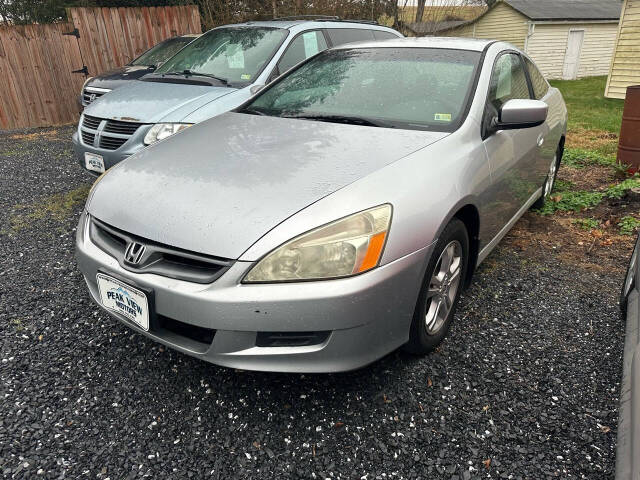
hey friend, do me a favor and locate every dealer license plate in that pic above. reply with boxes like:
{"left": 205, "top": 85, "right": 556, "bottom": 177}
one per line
{"left": 85, "top": 152, "right": 105, "bottom": 173}
{"left": 96, "top": 273, "right": 149, "bottom": 331}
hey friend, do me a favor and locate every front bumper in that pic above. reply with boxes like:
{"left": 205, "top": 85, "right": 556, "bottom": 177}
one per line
{"left": 72, "top": 125, "right": 150, "bottom": 174}
{"left": 75, "top": 213, "right": 432, "bottom": 373}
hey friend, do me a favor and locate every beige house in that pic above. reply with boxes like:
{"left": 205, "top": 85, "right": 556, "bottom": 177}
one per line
{"left": 441, "top": 0, "right": 623, "bottom": 80}
{"left": 605, "top": 0, "right": 640, "bottom": 99}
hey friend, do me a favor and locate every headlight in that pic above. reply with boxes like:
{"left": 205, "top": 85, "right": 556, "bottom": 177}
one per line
{"left": 244, "top": 204, "right": 392, "bottom": 283}
{"left": 143, "top": 123, "right": 192, "bottom": 145}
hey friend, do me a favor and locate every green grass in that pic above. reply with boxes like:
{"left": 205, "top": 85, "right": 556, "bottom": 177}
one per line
{"left": 4, "top": 185, "right": 89, "bottom": 234}
{"left": 549, "top": 76, "right": 624, "bottom": 133}
{"left": 619, "top": 216, "right": 640, "bottom": 236}
{"left": 605, "top": 177, "right": 640, "bottom": 199}
{"left": 562, "top": 148, "right": 617, "bottom": 169}
{"left": 572, "top": 218, "right": 600, "bottom": 231}
{"left": 536, "top": 190, "right": 604, "bottom": 216}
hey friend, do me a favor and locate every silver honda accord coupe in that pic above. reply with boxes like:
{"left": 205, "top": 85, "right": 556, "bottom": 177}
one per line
{"left": 75, "top": 37, "right": 567, "bottom": 372}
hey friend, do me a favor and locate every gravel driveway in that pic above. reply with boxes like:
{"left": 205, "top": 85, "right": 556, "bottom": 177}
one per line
{"left": 0, "top": 126, "right": 625, "bottom": 479}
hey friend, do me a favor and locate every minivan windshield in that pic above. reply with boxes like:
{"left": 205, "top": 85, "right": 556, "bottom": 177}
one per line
{"left": 130, "top": 36, "right": 195, "bottom": 67}
{"left": 155, "top": 27, "right": 288, "bottom": 86}
{"left": 244, "top": 48, "right": 481, "bottom": 131}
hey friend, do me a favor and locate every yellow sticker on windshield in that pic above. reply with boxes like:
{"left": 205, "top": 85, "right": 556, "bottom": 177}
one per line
{"left": 434, "top": 113, "right": 452, "bottom": 122}
{"left": 241, "top": 74, "right": 251, "bottom": 80}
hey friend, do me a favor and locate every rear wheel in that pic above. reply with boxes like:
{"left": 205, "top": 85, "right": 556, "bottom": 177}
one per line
{"left": 532, "top": 154, "right": 560, "bottom": 210}
{"left": 532, "top": 143, "right": 563, "bottom": 210}
{"left": 404, "top": 218, "right": 469, "bottom": 354}
{"left": 620, "top": 240, "right": 638, "bottom": 314}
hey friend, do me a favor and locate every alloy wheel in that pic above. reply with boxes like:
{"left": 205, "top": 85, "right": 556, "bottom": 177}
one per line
{"left": 425, "top": 240, "right": 462, "bottom": 335}
{"left": 544, "top": 155, "right": 558, "bottom": 197}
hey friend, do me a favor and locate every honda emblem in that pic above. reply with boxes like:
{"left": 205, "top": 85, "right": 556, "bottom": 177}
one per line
{"left": 124, "top": 242, "right": 146, "bottom": 265}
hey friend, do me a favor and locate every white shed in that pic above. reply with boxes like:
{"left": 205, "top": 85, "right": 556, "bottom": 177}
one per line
{"left": 441, "top": 0, "right": 623, "bottom": 80}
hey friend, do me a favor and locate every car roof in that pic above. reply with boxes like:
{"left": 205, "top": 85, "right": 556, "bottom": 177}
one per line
{"left": 331, "top": 36, "right": 495, "bottom": 52}
{"left": 223, "top": 19, "right": 397, "bottom": 31}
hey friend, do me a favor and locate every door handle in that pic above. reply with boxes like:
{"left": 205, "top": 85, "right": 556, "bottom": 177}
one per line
{"left": 537, "top": 134, "right": 545, "bottom": 147}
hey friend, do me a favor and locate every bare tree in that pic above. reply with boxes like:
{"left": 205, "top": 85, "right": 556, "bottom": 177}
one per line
{"left": 410, "top": 0, "right": 485, "bottom": 34}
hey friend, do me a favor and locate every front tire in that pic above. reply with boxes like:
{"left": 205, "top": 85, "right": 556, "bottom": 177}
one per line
{"left": 404, "top": 218, "right": 469, "bottom": 355}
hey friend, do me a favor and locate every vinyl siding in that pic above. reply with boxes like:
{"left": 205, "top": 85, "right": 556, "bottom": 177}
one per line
{"left": 442, "top": 2, "right": 529, "bottom": 49}
{"left": 527, "top": 23, "right": 618, "bottom": 80}
{"left": 606, "top": 0, "right": 640, "bottom": 99}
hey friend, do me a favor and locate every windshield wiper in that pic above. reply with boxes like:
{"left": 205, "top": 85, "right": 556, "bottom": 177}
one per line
{"left": 159, "top": 70, "right": 229, "bottom": 86}
{"left": 282, "top": 114, "right": 388, "bottom": 128}
{"left": 181, "top": 69, "right": 229, "bottom": 85}
{"left": 241, "top": 107, "right": 268, "bottom": 116}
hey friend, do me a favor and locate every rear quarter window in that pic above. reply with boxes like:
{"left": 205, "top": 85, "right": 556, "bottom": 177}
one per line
{"left": 327, "top": 28, "right": 375, "bottom": 46}
{"left": 372, "top": 30, "right": 400, "bottom": 40}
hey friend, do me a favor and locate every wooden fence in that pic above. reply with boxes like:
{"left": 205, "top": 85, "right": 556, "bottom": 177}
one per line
{"left": 68, "top": 6, "right": 202, "bottom": 80}
{"left": 0, "top": 23, "right": 85, "bottom": 130}
{"left": 0, "top": 6, "right": 201, "bottom": 130}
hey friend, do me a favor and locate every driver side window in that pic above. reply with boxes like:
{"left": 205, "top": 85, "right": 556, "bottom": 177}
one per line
{"left": 488, "top": 53, "right": 531, "bottom": 112}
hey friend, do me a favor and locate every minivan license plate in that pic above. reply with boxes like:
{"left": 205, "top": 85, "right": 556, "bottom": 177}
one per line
{"left": 85, "top": 152, "right": 105, "bottom": 173}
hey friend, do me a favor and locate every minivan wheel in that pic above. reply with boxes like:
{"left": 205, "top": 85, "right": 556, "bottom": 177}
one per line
{"left": 404, "top": 218, "right": 469, "bottom": 355}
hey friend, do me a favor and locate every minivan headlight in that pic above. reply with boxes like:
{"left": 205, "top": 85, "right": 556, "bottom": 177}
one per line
{"left": 244, "top": 204, "right": 392, "bottom": 283}
{"left": 144, "top": 123, "right": 192, "bottom": 145}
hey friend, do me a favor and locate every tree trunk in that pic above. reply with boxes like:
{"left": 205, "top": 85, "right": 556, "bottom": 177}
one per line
{"left": 296, "top": 0, "right": 303, "bottom": 14}
{"left": 272, "top": 0, "right": 277, "bottom": 18}
{"left": 414, "top": 0, "right": 426, "bottom": 23}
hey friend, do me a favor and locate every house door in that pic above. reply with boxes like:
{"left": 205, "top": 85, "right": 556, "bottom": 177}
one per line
{"left": 562, "top": 30, "right": 584, "bottom": 80}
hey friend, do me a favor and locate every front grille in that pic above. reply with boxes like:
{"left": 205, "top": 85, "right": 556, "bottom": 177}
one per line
{"left": 89, "top": 216, "right": 233, "bottom": 284}
{"left": 99, "top": 136, "right": 128, "bottom": 150}
{"left": 103, "top": 119, "right": 140, "bottom": 135}
{"left": 82, "top": 88, "right": 108, "bottom": 106}
{"left": 81, "top": 130, "right": 95, "bottom": 146}
{"left": 79, "top": 115, "right": 144, "bottom": 151}
{"left": 82, "top": 115, "right": 101, "bottom": 130}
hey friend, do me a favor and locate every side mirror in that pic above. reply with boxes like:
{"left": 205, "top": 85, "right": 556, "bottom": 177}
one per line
{"left": 493, "top": 99, "right": 548, "bottom": 131}
{"left": 250, "top": 84, "right": 265, "bottom": 95}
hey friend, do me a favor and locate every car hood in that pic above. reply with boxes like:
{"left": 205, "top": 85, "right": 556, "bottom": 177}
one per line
{"left": 83, "top": 80, "right": 238, "bottom": 123}
{"left": 87, "top": 65, "right": 154, "bottom": 90}
{"left": 88, "top": 112, "right": 449, "bottom": 259}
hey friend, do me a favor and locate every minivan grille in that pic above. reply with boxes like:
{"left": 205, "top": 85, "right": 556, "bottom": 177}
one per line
{"left": 82, "top": 115, "right": 101, "bottom": 130}
{"left": 79, "top": 115, "right": 145, "bottom": 151}
{"left": 81, "top": 130, "right": 95, "bottom": 145}
{"left": 99, "top": 136, "right": 128, "bottom": 150}
{"left": 82, "top": 88, "right": 109, "bottom": 106}
{"left": 103, "top": 119, "right": 140, "bottom": 135}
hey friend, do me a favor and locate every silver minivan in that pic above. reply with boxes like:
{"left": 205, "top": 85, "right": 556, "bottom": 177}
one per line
{"left": 72, "top": 19, "right": 402, "bottom": 174}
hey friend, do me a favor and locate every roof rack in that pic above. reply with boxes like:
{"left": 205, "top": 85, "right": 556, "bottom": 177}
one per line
{"left": 271, "top": 15, "right": 379, "bottom": 25}
{"left": 272, "top": 15, "right": 340, "bottom": 21}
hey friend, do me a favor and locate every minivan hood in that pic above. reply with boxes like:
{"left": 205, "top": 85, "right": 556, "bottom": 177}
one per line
{"left": 88, "top": 112, "right": 448, "bottom": 259}
{"left": 87, "top": 65, "right": 154, "bottom": 90}
{"left": 84, "top": 80, "right": 237, "bottom": 123}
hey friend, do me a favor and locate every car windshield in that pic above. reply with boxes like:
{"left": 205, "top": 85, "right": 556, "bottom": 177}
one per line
{"left": 130, "top": 36, "right": 195, "bottom": 67}
{"left": 244, "top": 48, "right": 481, "bottom": 131}
{"left": 155, "top": 27, "right": 288, "bottom": 86}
